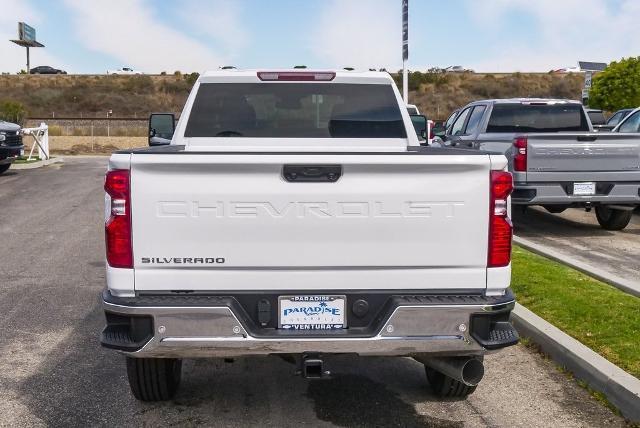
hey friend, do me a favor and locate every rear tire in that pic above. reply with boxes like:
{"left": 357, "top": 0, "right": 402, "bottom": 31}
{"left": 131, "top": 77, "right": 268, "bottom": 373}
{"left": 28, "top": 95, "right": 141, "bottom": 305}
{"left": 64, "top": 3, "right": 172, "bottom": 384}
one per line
{"left": 425, "top": 366, "right": 477, "bottom": 398}
{"left": 0, "top": 164, "right": 11, "bottom": 174}
{"left": 126, "top": 357, "right": 182, "bottom": 401}
{"left": 595, "top": 206, "right": 632, "bottom": 231}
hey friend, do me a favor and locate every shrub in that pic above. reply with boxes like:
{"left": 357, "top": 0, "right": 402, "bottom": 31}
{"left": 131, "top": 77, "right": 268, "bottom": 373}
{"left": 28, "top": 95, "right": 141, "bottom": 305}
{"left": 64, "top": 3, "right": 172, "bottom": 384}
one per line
{"left": 590, "top": 57, "right": 640, "bottom": 111}
{"left": 122, "top": 75, "right": 154, "bottom": 94}
{"left": 184, "top": 72, "right": 200, "bottom": 87}
{"left": 0, "top": 100, "right": 28, "bottom": 125}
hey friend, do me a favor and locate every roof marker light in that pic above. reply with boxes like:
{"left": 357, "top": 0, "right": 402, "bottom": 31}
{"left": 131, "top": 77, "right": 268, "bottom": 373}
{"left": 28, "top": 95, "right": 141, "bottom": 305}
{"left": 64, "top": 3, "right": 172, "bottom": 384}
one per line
{"left": 257, "top": 71, "right": 336, "bottom": 81}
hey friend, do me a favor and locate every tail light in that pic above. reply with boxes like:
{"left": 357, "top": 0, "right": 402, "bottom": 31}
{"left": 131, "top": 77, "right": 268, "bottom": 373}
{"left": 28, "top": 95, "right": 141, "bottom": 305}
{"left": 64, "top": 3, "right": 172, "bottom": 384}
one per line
{"left": 513, "top": 137, "right": 527, "bottom": 172}
{"left": 105, "top": 169, "right": 132, "bottom": 268}
{"left": 427, "top": 120, "right": 434, "bottom": 140}
{"left": 257, "top": 71, "right": 336, "bottom": 81}
{"left": 488, "top": 171, "right": 513, "bottom": 268}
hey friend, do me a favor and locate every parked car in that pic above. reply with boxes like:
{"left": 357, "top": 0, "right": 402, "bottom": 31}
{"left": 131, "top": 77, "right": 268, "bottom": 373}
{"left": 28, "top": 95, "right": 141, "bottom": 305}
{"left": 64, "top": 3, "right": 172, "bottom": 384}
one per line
{"left": 611, "top": 107, "right": 640, "bottom": 133}
{"left": 101, "top": 69, "right": 519, "bottom": 402}
{"left": 551, "top": 66, "right": 584, "bottom": 74}
{"left": 406, "top": 104, "right": 434, "bottom": 143}
{"left": 0, "top": 120, "right": 24, "bottom": 174}
{"left": 107, "top": 67, "right": 143, "bottom": 75}
{"left": 585, "top": 108, "right": 606, "bottom": 126}
{"left": 445, "top": 65, "right": 474, "bottom": 73}
{"left": 439, "top": 98, "right": 640, "bottom": 230}
{"left": 585, "top": 108, "right": 612, "bottom": 132}
{"left": 29, "top": 65, "right": 66, "bottom": 74}
{"left": 430, "top": 109, "right": 462, "bottom": 145}
{"left": 406, "top": 104, "right": 420, "bottom": 115}
{"left": 606, "top": 108, "right": 635, "bottom": 128}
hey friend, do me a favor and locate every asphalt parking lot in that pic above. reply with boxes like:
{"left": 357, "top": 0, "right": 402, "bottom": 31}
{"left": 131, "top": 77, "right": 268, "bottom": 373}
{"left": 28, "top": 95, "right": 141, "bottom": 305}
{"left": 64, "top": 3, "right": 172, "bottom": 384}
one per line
{"left": 0, "top": 158, "right": 629, "bottom": 427}
{"left": 514, "top": 207, "right": 640, "bottom": 283}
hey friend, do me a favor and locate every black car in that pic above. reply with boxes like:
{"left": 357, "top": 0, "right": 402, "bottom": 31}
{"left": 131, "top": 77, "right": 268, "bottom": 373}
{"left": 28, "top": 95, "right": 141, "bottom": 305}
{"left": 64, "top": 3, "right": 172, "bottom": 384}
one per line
{"left": 0, "top": 120, "right": 24, "bottom": 174}
{"left": 29, "top": 65, "right": 67, "bottom": 74}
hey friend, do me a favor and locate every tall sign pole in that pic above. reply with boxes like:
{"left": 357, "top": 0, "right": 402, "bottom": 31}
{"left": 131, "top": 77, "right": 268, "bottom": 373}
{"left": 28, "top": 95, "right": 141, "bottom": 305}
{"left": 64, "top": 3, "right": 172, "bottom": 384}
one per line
{"left": 402, "top": 0, "right": 409, "bottom": 104}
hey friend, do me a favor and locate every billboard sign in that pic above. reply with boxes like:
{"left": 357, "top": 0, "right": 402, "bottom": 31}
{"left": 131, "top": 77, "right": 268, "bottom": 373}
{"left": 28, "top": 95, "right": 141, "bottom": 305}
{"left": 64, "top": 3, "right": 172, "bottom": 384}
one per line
{"left": 402, "top": 0, "right": 408, "bottom": 60}
{"left": 18, "top": 22, "right": 36, "bottom": 43}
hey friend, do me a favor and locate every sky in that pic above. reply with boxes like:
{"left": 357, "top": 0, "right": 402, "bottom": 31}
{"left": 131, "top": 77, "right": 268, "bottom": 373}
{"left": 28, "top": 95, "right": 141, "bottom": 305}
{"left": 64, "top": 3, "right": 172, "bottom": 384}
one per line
{"left": 1, "top": 0, "right": 638, "bottom": 74}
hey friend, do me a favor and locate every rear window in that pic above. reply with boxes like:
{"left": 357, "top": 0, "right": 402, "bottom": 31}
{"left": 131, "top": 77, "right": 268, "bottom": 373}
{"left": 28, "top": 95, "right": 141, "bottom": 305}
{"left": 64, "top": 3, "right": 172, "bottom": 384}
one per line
{"left": 587, "top": 110, "right": 606, "bottom": 125}
{"left": 486, "top": 104, "right": 590, "bottom": 133}
{"left": 185, "top": 83, "right": 406, "bottom": 138}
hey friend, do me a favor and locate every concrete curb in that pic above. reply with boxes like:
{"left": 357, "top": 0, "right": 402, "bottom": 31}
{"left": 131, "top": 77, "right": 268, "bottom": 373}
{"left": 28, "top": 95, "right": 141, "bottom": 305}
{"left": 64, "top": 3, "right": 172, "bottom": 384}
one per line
{"left": 513, "top": 235, "right": 640, "bottom": 298}
{"left": 512, "top": 303, "right": 640, "bottom": 422}
{"left": 11, "top": 157, "right": 64, "bottom": 170}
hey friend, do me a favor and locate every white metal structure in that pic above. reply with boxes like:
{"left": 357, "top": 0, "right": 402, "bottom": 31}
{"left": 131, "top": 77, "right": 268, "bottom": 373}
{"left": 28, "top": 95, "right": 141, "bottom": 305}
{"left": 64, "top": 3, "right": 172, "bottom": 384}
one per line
{"left": 21, "top": 123, "right": 49, "bottom": 160}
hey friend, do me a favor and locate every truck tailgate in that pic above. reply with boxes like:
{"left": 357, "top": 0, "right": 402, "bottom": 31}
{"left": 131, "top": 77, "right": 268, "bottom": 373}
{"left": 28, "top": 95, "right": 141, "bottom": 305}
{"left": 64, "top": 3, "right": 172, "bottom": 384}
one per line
{"left": 130, "top": 153, "right": 492, "bottom": 292}
{"left": 526, "top": 133, "right": 640, "bottom": 175}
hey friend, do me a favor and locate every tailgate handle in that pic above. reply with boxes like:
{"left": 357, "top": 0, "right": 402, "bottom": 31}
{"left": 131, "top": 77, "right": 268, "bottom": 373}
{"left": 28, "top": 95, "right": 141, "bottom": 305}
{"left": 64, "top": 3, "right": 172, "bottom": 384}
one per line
{"left": 577, "top": 135, "right": 598, "bottom": 142}
{"left": 283, "top": 165, "right": 342, "bottom": 182}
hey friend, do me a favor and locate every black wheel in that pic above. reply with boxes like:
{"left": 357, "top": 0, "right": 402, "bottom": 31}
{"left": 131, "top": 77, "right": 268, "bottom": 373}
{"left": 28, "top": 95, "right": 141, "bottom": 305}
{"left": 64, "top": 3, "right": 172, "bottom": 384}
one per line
{"left": 425, "top": 366, "right": 477, "bottom": 398}
{"left": 0, "top": 164, "right": 11, "bottom": 174}
{"left": 543, "top": 205, "right": 568, "bottom": 214}
{"left": 126, "top": 357, "right": 182, "bottom": 401}
{"left": 595, "top": 206, "right": 632, "bottom": 231}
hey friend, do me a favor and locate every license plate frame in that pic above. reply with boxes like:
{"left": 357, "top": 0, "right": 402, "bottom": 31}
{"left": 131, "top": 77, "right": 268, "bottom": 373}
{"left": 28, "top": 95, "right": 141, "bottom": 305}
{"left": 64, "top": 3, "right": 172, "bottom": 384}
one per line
{"left": 573, "top": 182, "right": 596, "bottom": 196}
{"left": 278, "top": 295, "right": 347, "bottom": 330}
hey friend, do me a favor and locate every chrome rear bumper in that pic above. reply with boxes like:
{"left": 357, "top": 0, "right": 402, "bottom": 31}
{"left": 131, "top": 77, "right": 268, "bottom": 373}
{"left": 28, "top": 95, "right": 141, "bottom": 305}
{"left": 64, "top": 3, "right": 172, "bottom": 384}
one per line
{"left": 101, "top": 291, "right": 517, "bottom": 358}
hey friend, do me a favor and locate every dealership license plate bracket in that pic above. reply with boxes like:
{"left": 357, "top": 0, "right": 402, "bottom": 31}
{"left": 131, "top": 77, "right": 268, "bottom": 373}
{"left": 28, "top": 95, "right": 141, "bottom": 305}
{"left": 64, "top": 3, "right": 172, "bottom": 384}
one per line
{"left": 573, "top": 182, "right": 596, "bottom": 196}
{"left": 278, "top": 295, "right": 347, "bottom": 330}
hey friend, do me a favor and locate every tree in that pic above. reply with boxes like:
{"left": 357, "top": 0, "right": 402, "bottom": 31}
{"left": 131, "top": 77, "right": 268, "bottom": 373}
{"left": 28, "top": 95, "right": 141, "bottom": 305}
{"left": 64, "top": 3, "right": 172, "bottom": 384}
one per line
{"left": 0, "top": 100, "right": 27, "bottom": 125}
{"left": 589, "top": 57, "right": 640, "bottom": 111}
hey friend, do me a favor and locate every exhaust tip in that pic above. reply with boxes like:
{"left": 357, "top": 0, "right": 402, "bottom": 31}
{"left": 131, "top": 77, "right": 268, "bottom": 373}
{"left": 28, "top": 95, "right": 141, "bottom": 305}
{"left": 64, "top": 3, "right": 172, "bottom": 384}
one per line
{"left": 462, "top": 358, "right": 485, "bottom": 386}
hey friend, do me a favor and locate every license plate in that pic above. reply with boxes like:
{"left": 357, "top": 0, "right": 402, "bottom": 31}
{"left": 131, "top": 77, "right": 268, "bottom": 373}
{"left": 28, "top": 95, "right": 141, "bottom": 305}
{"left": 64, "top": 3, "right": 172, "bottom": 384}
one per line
{"left": 278, "top": 295, "right": 346, "bottom": 330}
{"left": 573, "top": 182, "right": 596, "bottom": 196}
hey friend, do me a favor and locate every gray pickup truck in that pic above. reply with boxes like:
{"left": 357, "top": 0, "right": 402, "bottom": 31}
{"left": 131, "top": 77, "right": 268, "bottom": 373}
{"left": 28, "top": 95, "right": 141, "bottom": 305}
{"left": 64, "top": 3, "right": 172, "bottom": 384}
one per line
{"left": 438, "top": 99, "right": 640, "bottom": 230}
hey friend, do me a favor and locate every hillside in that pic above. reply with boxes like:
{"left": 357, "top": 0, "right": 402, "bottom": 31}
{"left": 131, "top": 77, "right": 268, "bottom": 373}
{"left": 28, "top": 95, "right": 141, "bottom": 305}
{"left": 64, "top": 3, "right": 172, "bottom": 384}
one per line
{"left": 0, "top": 72, "right": 583, "bottom": 122}
{"left": 393, "top": 72, "right": 584, "bottom": 119}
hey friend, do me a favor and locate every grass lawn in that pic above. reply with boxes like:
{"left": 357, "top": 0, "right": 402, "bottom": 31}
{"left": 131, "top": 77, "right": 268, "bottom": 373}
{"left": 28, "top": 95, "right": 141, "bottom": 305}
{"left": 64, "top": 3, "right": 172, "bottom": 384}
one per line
{"left": 511, "top": 246, "right": 640, "bottom": 379}
{"left": 14, "top": 156, "right": 44, "bottom": 164}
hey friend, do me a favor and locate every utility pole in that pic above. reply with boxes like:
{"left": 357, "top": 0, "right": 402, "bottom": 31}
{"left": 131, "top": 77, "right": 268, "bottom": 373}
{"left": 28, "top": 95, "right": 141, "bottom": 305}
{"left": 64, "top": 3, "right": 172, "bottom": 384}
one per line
{"left": 402, "top": 0, "right": 409, "bottom": 104}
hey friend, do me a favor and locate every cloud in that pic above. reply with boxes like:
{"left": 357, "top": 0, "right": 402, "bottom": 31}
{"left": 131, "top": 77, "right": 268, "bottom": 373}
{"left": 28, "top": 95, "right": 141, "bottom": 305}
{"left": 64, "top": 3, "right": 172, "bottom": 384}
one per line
{"left": 466, "top": 0, "right": 640, "bottom": 72}
{"left": 310, "top": 0, "right": 400, "bottom": 70}
{"left": 177, "top": 0, "right": 249, "bottom": 60}
{"left": 0, "top": 0, "right": 66, "bottom": 72}
{"left": 62, "top": 0, "right": 234, "bottom": 73}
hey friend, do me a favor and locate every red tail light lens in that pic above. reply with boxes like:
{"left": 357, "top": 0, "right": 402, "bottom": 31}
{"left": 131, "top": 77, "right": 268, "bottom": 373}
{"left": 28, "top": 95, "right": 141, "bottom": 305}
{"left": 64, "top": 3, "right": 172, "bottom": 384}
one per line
{"left": 488, "top": 171, "right": 513, "bottom": 268}
{"left": 105, "top": 169, "right": 132, "bottom": 268}
{"left": 513, "top": 137, "right": 527, "bottom": 172}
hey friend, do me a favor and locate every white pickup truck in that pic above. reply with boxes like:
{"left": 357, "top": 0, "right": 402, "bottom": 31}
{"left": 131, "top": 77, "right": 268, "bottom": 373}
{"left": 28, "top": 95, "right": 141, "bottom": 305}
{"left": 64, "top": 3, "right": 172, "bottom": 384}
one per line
{"left": 101, "top": 69, "right": 518, "bottom": 402}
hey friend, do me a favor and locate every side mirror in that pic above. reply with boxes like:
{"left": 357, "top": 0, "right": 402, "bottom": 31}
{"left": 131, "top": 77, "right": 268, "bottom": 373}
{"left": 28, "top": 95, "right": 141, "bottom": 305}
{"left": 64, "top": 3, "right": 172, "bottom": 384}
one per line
{"left": 410, "top": 114, "right": 428, "bottom": 144}
{"left": 148, "top": 113, "right": 175, "bottom": 146}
